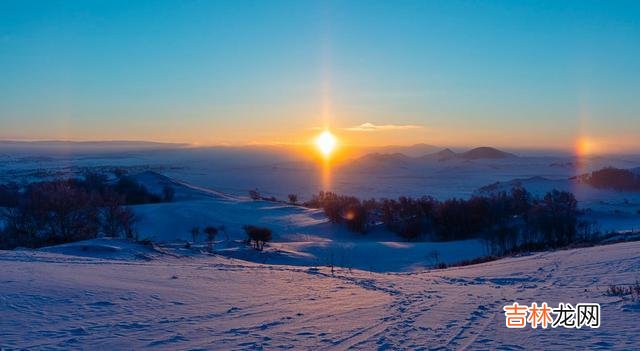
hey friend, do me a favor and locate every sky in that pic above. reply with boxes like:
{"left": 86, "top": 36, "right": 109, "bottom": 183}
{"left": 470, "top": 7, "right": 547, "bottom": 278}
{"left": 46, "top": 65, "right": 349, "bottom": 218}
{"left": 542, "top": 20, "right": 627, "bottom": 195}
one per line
{"left": 1, "top": 0, "right": 639, "bottom": 153}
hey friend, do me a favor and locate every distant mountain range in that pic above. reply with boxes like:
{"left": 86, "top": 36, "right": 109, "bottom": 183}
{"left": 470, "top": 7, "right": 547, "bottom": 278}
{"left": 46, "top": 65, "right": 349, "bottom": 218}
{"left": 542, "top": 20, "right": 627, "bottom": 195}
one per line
{"left": 419, "top": 148, "right": 458, "bottom": 161}
{"left": 0, "top": 140, "right": 518, "bottom": 165}
{"left": 359, "top": 143, "right": 441, "bottom": 158}
{"left": 349, "top": 152, "right": 413, "bottom": 170}
{"left": 355, "top": 146, "right": 516, "bottom": 163}
{"left": 457, "top": 147, "right": 517, "bottom": 160}
{"left": 344, "top": 147, "right": 518, "bottom": 171}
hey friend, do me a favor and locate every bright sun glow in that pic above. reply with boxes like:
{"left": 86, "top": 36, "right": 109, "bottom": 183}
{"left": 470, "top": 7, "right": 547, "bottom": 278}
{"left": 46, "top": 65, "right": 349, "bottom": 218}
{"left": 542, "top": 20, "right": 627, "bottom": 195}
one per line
{"left": 316, "top": 130, "right": 337, "bottom": 157}
{"left": 576, "top": 137, "right": 594, "bottom": 156}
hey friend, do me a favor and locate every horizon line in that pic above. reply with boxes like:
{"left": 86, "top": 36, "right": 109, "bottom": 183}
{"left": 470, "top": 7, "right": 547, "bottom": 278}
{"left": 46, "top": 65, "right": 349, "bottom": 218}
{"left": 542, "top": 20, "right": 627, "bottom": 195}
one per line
{"left": 1, "top": 138, "right": 637, "bottom": 156}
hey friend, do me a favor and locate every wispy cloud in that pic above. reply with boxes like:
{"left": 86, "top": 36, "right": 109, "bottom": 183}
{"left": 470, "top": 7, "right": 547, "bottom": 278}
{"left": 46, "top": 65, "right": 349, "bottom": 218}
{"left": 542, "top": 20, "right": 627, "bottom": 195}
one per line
{"left": 344, "top": 122, "right": 424, "bottom": 132}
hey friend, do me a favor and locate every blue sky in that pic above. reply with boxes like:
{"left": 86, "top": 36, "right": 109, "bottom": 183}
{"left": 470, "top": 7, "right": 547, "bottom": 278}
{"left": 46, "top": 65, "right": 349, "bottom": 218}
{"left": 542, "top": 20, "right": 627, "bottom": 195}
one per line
{"left": 1, "top": 0, "right": 639, "bottom": 152}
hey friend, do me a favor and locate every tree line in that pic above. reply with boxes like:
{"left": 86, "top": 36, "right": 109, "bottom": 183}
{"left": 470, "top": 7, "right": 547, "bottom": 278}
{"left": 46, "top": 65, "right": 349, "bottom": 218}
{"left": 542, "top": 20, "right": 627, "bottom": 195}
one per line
{"left": 0, "top": 171, "right": 174, "bottom": 249}
{"left": 577, "top": 167, "right": 640, "bottom": 192}
{"left": 304, "top": 187, "right": 596, "bottom": 255}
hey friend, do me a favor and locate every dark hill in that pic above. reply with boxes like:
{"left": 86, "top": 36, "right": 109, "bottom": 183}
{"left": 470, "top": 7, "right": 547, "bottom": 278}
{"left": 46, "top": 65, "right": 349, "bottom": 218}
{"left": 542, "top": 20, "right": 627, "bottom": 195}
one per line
{"left": 459, "top": 147, "right": 517, "bottom": 160}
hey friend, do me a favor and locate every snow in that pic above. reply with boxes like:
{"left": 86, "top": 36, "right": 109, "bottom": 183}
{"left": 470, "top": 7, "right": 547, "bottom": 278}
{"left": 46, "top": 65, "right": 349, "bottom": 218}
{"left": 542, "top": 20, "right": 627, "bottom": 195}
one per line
{"left": 218, "top": 239, "right": 486, "bottom": 273}
{"left": 129, "top": 172, "right": 488, "bottom": 272}
{"left": 2, "top": 146, "right": 640, "bottom": 349}
{"left": 37, "top": 238, "right": 168, "bottom": 261}
{"left": 1, "top": 240, "right": 639, "bottom": 350}
{"left": 3, "top": 146, "right": 640, "bottom": 202}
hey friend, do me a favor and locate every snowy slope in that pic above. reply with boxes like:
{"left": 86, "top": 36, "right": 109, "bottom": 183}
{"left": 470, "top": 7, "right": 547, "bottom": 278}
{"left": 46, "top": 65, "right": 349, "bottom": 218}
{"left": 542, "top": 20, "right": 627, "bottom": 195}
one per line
{"left": 130, "top": 172, "right": 488, "bottom": 272}
{"left": 1, "top": 241, "right": 639, "bottom": 350}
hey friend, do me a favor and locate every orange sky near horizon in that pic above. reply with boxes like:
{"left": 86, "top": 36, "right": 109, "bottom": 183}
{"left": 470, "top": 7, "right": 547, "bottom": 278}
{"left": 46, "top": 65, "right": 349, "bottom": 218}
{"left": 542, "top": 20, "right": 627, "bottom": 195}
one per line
{"left": 3, "top": 122, "right": 637, "bottom": 156}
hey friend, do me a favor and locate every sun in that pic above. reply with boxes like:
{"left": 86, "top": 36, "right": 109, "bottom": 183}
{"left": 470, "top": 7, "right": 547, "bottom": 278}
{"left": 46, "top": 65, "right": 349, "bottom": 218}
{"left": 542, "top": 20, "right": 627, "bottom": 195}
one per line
{"left": 316, "top": 130, "right": 337, "bottom": 157}
{"left": 575, "top": 137, "right": 594, "bottom": 156}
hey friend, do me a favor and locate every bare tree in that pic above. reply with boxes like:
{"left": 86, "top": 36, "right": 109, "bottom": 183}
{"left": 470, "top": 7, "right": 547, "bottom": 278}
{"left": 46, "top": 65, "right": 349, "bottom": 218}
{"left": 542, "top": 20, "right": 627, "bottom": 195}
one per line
{"left": 204, "top": 226, "right": 218, "bottom": 253}
{"left": 243, "top": 225, "right": 272, "bottom": 251}
{"left": 120, "top": 207, "right": 137, "bottom": 239}
{"left": 101, "top": 191, "right": 125, "bottom": 238}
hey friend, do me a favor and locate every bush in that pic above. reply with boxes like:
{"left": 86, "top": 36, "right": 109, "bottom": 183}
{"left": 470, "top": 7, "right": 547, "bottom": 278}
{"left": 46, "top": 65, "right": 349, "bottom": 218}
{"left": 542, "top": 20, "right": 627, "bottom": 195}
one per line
{"left": 102, "top": 197, "right": 137, "bottom": 239}
{"left": 114, "top": 177, "right": 162, "bottom": 205}
{"left": 81, "top": 171, "right": 109, "bottom": 196}
{"left": 344, "top": 202, "right": 368, "bottom": 233}
{"left": 526, "top": 190, "right": 578, "bottom": 246}
{"left": 305, "top": 191, "right": 362, "bottom": 226}
{"left": 380, "top": 196, "right": 435, "bottom": 240}
{"left": 249, "top": 189, "right": 260, "bottom": 200}
{"left": 243, "top": 225, "right": 272, "bottom": 251}
{"left": 204, "top": 226, "right": 218, "bottom": 253}
{"left": 606, "top": 281, "right": 640, "bottom": 301}
{"left": 78, "top": 172, "right": 164, "bottom": 206}
{"left": 287, "top": 194, "right": 298, "bottom": 204}
{"left": 581, "top": 167, "right": 640, "bottom": 192}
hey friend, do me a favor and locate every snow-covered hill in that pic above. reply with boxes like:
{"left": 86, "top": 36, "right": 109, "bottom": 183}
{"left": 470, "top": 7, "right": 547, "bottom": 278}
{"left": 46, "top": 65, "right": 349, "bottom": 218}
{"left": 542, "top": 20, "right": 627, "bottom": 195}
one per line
{"left": 129, "top": 172, "right": 487, "bottom": 272}
{"left": 1, "top": 240, "right": 638, "bottom": 350}
{"left": 3, "top": 146, "right": 640, "bottom": 201}
{"left": 2, "top": 148, "right": 640, "bottom": 350}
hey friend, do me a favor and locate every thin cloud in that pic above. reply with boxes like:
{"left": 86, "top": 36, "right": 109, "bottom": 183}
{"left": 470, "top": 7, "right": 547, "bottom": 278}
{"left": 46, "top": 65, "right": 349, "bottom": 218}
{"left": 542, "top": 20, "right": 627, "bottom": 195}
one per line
{"left": 344, "top": 122, "right": 424, "bottom": 132}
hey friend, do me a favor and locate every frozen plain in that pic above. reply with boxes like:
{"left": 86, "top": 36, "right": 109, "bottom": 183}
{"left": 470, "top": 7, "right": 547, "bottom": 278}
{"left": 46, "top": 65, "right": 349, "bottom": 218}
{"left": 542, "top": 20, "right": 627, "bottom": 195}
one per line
{"left": 1, "top": 145, "right": 639, "bottom": 350}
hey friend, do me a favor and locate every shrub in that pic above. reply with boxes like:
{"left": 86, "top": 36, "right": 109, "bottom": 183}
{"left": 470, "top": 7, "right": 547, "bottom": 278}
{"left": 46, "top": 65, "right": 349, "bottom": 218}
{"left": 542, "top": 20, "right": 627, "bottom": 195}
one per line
{"left": 119, "top": 207, "right": 137, "bottom": 239}
{"left": 204, "top": 226, "right": 218, "bottom": 253}
{"left": 249, "top": 189, "right": 260, "bottom": 200}
{"left": 380, "top": 196, "right": 436, "bottom": 240}
{"left": 114, "top": 176, "right": 162, "bottom": 205}
{"left": 305, "top": 191, "right": 362, "bottom": 226}
{"left": 81, "top": 171, "right": 109, "bottom": 196}
{"left": 243, "top": 225, "right": 272, "bottom": 251}
{"left": 344, "top": 202, "right": 368, "bottom": 233}
{"left": 606, "top": 281, "right": 640, "bottom": 301}
{"left": 287, "top": 194, "right": 298, "bottom": 204}
{"left": 102, "top": 197, "right": 137, "bottom": 239}
{"left": 581, "top": 167, "right": 640, "bottom": 192}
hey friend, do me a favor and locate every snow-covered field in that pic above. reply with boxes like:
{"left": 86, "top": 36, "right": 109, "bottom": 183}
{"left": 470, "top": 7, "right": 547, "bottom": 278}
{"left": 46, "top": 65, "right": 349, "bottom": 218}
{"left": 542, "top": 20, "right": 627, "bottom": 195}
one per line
{"left": 1, "top": 240, "right": 639, "bottom": 350}
{"left": 124, "top": 171, "right": 487, "bottom": 272}
{"left": 3, "top": 144, "right": 640, "bottom": 202}
{"left": 1, "top": 145, "right": 640, "bottom": 350}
